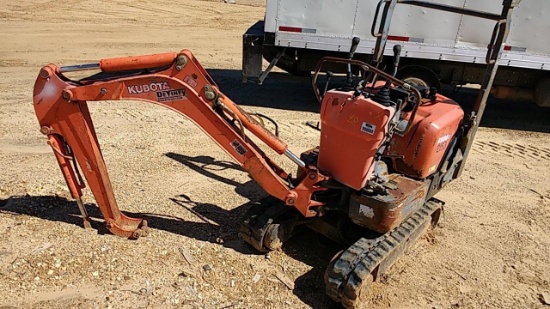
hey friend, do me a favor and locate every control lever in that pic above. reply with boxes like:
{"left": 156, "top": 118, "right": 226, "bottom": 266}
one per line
{"left": 323, "top": 71, "right": 334, "bottom": 99}
{"left": 392, "top": 44, "right": 401, "bottom": 76}
{"left": 346, "top": 37, "right": 361, "bottom": 86}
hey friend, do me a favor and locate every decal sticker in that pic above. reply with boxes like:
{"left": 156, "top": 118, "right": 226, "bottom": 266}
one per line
{"left": 127, "top": 82, "right": 170, "bottom": 94}
{"left": 184, "top": 75, "right": 198, "bottom": 88}
{"left": 359, "top": 204, "right": 375, "bottom": 218}
{"left": 156, "top": 89, "right": 186, "bottom": 102}
{"left": 230, "top": 139, "right": 247, "bottom": 156}
{"left": 436, "top": 134, "right": 451, "bottom": 153}
{"left": 347, "top": 113, "right": 359, "bottom": 124}
{"left": 360, "top": 122, "right": 376, "bottom": 135}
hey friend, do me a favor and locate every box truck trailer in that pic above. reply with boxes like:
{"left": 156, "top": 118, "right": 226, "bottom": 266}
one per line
{"left": 242, "top": 0, "right": 550, "bottom": 107}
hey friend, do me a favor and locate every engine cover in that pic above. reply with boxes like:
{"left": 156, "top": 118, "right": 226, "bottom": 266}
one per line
{"left": 387, "top": 94, "right": 464, "bottom": 179}
{"left": 317, "top": 89, "right": 396, "bottom": 190}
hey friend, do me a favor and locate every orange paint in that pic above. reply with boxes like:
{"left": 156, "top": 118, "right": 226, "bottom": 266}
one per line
{"left": 387, "top": 95, "right": 464, "bottom": 178}
{"left": 317, "top": 88, "right": 395, "bottom": 190}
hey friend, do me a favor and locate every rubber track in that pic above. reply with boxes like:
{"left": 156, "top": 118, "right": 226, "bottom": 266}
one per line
{"left": 326, "top": 199, "right": 442, "bottom": 308}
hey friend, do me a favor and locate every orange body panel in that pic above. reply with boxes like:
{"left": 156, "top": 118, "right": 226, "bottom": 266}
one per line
{"left": 317, "top": 89, "right": 395, "bottom": 190}
{"left": 387, "top": 95, "right": 464, "bottom": 179}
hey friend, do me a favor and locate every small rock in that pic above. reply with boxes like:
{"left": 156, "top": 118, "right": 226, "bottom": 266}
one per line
{"left": 252, "top": 273, "right": 261, "bottom": 283}
{"left": 224, "top": 0, "right": 236, "bottom": 3}
{"left": 184, "top": 285, "right": 196, "bottom": 296}
{"left": 31, "top": 242, "right": 52, "bottom": 255}
{"left": 541, "top": 292, "right": 550, "bottom": 305}
{"left": 92, "top": 271, "right": 99, "bottom": 277}
{"left": 47, "top": 269, "right": 54, "bottom": 275}
{"left": 203, "top": 264, "right": 212, "bottom": 272}
{"left": 178, "top": 248, "right": 195, "bottom": 266}
{"left": 230, "top": 279, "right": 235, "bottom": 287}
{"left": 275, "top": 271, "right": 294, "bottom": 290}
{"left": 179, "top": 269, "right": 197, "bottom": 278}
{"left": 265, "top": 253, "right": 271, "bottom": 260}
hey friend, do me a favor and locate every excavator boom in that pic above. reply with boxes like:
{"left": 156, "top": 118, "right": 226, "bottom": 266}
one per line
{"left": 33, "top": 50, "right": 326, "bottom": 238}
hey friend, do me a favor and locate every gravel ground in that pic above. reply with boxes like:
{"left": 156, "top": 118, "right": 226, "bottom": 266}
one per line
{"left": 0, "top": 0, "right": 549, "bottom": 308}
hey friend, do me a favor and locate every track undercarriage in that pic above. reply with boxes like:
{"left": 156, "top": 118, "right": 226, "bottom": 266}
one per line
{"left": 239, "top": 192, "right": 442, "bottom": 308}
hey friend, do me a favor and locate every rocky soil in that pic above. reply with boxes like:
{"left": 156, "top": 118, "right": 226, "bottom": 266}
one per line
{"left": 0, "top": 0, "right": 549, "bottom": 308}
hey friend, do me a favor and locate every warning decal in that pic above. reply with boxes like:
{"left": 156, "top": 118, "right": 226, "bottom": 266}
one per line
{"left": 360, "top": 122, "right": 376, "bottom": 135}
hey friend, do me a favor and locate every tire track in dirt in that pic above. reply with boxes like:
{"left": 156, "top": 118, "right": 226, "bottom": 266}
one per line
{"left": 473, "top": 140, "right": 550, "bottom": 161}
{"left": 278, "top": 121, "right": 320, "bottom": 137}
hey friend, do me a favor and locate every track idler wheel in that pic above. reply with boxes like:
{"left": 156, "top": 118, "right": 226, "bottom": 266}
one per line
{"left": 239, "top": 196, "right": 299, "bottom": 253}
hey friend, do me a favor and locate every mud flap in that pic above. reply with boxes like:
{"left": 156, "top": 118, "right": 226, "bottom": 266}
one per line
{"left": 242, "top": 20, "right": 264, "bottom": 83}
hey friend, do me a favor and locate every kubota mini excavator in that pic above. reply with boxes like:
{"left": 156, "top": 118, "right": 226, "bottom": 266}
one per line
{"left": 32, "top": 1, "right": 519, "bottom": 307}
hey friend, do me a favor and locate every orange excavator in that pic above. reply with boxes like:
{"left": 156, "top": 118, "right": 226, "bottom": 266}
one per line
{"left": 32, "top": 1, "right": 518, "bottom": 307}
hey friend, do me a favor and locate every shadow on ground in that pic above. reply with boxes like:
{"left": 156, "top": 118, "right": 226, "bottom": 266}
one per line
{"left": 0, "top": 154, "right": 341, "bottom": 308}
{"left": 208, "top": 69, "right": 550, "bottom": 134}
{"left": 207, "top": 69, "right": 320, "bottom": 112}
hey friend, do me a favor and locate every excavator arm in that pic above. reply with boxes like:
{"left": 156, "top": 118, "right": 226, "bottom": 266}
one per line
{"left": 33, "top": 50, "right": 326, "bottom": 238}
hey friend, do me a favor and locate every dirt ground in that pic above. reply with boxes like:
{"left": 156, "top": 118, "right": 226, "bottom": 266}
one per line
{"left": 0, "top": 0, "right": 549, "bottom": 308}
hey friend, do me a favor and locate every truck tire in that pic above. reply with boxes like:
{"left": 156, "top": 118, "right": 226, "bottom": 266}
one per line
{"left": 396, "top": 65, "right": 442, "bottom": 93}
{"left": 262, "top": 46, "right": 311, "bottom": 76}
{"left": 534, "top": 78, "right": 550, "bottom": 108}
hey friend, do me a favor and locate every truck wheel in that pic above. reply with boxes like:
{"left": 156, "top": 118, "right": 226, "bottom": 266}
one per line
{"left": 262, "top": 46, "right": 311, "bottom": 76}
{"left": 396, "top": 65, "right": 442, "bottom": 93}
{"left": 534, "top": 78, "right": 550, "bottom": 108}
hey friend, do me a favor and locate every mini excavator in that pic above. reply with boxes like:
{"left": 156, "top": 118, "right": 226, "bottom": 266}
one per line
{"left": 32, "top": 1, "right": 519, "bottom": 307}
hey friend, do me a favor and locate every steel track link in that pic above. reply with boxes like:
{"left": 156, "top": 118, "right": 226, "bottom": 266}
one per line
{"left": 326, "top": 199, "right": 443, "bottom": 308}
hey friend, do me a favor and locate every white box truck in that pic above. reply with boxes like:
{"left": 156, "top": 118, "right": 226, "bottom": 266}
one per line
{"left": 242, "top": 0, "right": 550, "bottom": 107}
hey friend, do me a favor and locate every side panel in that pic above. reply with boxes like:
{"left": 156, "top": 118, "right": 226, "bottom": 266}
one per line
{"left": 456, "top": 1, "right": 499, "bottom": 48}
{"left": 273, "top": 0, "right": 358, "bottom": 37}
{"left": 386, "top": 95, "right": 464, "bottom": 179}
{"left": 266, "top": 0, "right": 550, "bottom": 70}
{"left": 318, "top": 89, "right": 395, "bottom": 190}
{"left": 508, "top": 0, "right": 550, "bottom": 55}
{"left": 264, "top": 0, "right": 279, "bottom": 33}
{"left": 383, "top": 0, "right": 466, "bottom": 45}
